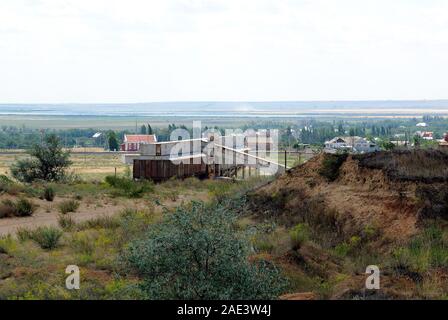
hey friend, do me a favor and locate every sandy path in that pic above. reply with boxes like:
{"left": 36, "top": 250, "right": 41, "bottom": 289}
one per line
{"left": 0, "top": 191, "right": 210, "bottom": 236}
{"left": 0, "top": 196, "right": 127, "bottom": 236}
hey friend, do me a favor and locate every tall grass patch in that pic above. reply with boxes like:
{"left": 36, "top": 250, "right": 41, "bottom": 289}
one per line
{"left": 58, "top": 199, "right": 80, "bottom": 214}
{"left": 105, "top": 175, "right": 153, "bottom": 198}
{"left": 18, "top": 226, "right": 63, "bottom": 250}
{"left": 0, "top": 198, "right": 36, "bottom": 218}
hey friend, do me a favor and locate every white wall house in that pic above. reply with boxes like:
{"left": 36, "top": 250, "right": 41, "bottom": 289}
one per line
{"left": 324, "top": 136, "right": 379, "bottom": 153}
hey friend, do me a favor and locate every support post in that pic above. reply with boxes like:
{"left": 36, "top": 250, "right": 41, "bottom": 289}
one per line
{"left": 284, "top": 150, "right": 287, "bottom": 173}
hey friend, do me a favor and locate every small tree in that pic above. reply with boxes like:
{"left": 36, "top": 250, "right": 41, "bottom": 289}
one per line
{"left": 380, "top": 140, "right": 395, "bottom": 151}
{"left": 140, "top": 125, "right": 147, "bottom": 135}
{"left": 11, "top": 134, "right": 71, "bottom": 182}
{"left": 108, "top": 131, "right": 119, "bottom": 151}
{"left": 147, "top": 124, "right": 153, "bottom": 135}
{"left": 126, "top": 201, "right": 286, "bottom": 300}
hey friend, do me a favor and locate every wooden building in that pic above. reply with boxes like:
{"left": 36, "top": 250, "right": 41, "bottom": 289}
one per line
{"left": 131, "top": 139, "right": 209, "bottom": 181}
{"left": 123, "top": 134, "right": 285, "bottom": 181}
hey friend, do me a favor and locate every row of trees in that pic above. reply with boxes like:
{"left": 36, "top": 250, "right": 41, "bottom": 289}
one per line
{"left": 139, "top": 124, "right": 154, "bottom": 135}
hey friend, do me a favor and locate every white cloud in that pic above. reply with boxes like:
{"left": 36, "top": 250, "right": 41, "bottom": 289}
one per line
{"left": 0, "top": 0, "right": 448, "bottom": 102}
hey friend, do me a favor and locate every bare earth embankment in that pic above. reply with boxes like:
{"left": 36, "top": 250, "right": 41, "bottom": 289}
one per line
{"left": 247, "top": 149, "right": 448, "bottom": 299}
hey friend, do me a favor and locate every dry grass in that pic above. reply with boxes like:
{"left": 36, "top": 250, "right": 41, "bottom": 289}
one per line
{"left": 0, "top": 153, "right": 127, "bottom": 181}
{"left": 355, "top": 149, "right": 448, "bottom": 182}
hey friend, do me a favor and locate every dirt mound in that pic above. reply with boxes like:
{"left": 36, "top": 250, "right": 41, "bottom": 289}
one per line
{"left": 248, "top": 150, "right": 448, "bottom": 299}
{"left": 250, "top": 150, "right": 448, "bottom": 245}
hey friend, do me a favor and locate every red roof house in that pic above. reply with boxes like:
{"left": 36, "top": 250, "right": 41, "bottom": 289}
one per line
{"left": 120, "top": 134, "right": 157, "bottom": 152}
{"left": 421, "top": 132, "right": 434, "bottom": 140}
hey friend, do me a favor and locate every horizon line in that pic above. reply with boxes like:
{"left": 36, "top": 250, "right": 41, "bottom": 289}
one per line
{"left": 1, "top": 99, "right": 448, "bottom": 105}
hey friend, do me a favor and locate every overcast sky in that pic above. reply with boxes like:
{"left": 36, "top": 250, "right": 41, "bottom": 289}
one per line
{"left": 1, "top": 0, "right": 448, "bottom": 103}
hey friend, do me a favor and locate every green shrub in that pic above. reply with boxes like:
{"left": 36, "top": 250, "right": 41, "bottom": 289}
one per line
{"left": 126, "top": 201, "right": 287, "bottom": 299}
{"left": 43, "top": 187, "right": 55, "bottom": 202}
{"left": 289, "top": 223, "right": 311, "bottom": 249}
{"left": 58, "top": 199, "right": 80, "bottom": 214}
{"left": 29, "top": 226, "right": 63, "bottom": 250}
{"left": 334, "top": 236, "right": 362, "bottom": 257}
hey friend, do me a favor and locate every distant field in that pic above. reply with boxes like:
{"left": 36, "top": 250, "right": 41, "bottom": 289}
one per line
{"left": 0, "top": 152, "right": 128, "bottom": 181}
{"left": 0, "top": 115, "right": 258, "bottom": 130}
{"left": 2, "top": 111, "right": 447, "bottom": 130}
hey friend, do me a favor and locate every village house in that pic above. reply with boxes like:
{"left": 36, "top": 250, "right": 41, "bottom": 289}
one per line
{"left": 120, "top": 134, "right": 157, "bottom": 152}
{"left": 438, "top": 133, "right": 448, "bottom": 149}
{"left": 324, "top": 136, "right": 379, "bottom": 153}
{"left": 416, "top": 131, "right": 434, "bottom": 140}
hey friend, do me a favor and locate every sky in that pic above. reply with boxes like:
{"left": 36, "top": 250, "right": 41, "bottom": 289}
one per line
{"left": 1, "top": 0, "right": 448, "bottom": 103}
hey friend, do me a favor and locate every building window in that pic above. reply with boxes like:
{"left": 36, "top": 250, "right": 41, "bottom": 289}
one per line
{"left": 156, "top": 144, "right": 161, "bottom": 156}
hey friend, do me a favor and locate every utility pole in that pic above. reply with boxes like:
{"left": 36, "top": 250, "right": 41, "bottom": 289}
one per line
{"left": 284, "top": 149, "right": 287, "bottom": 173}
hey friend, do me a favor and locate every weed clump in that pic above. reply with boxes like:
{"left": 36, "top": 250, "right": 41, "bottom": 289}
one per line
{"left": 0, "top": 198, "right": 36, "bottom": 218}
{"left": 58, "top": 214, "right": 76, "bottom": 231}
{"left": 18, "top": 226, "right": 63, "bottom": 250}
{"left": 43, "top": 187, "right": 55, "bottom": 202}
{"left": 289, "top": 223, "right": 311, "bottom": 249}
{"left": 105, "top": 175, "right": 153, "bottom": 198}
{"left": 58, "top": 199, "right": 80, "bottom": 214}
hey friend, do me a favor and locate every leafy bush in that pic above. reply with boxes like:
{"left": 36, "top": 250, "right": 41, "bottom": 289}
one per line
{"left": 11, "top": 134, "right": 71, "bottom": 183}
{"left": 58, "top": 199, "right": 80, "bottom": 214}
{"left": 318, "top": 154, "right": 348, "bottom": 181}
{"left": 10, "top": 159, "right": 41, "bottom": 183}
{"left": 105, "top": 175, "right": 153, "bottom": 198}
{"left": 29, "top": 226, "right": 63, "bottom": 250}
{"left": 289, "top": 223, "right": 311, "bottom": 249}
{"left": 126, "top": 201, "right": 287, "bottom": 299}
{"left": 43, "top": 187, "right": 55, "bottom": 202}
